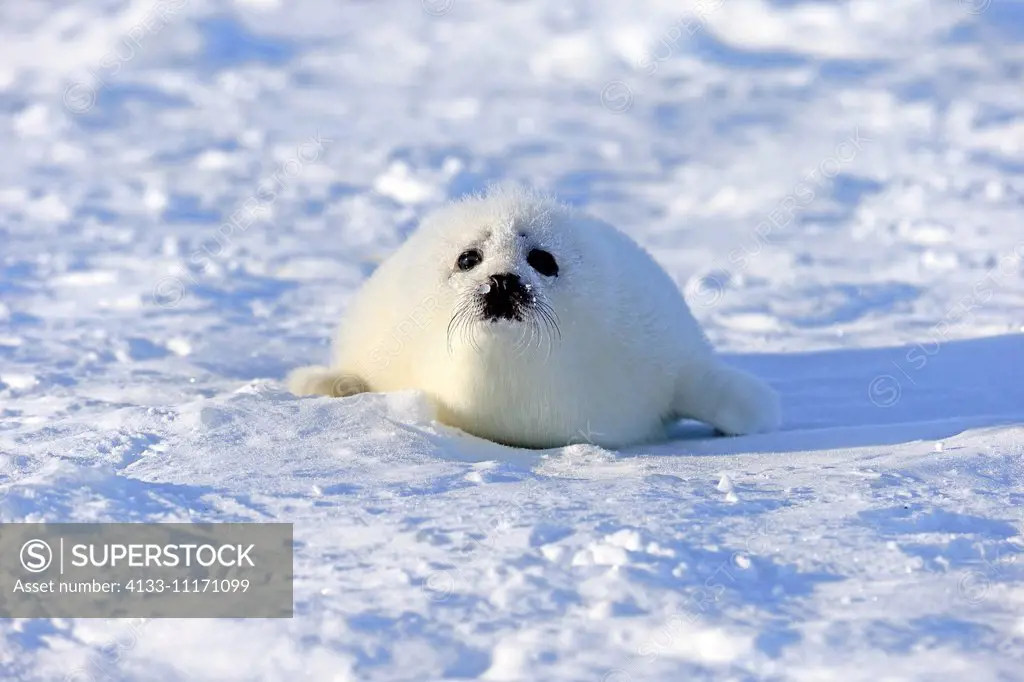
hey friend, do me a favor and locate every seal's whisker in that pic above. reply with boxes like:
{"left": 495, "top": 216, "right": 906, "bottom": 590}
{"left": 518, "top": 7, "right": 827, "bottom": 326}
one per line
{"left": 527, "top": 316, "right": 541, "bottom": 353}
{"left": 535, "top": 300, "right": 560, "bottom": 364}
{"left": 533, "top": 308, "right": 549, "bottom": 353}
{"left": 449, "top": 298, "right": 481, "bottom": 355}
{"left": 446, "top": 312, "right": 460, "bottom": 355}
{"left": 518, "top": 316, "right": 535, "bottom": 357}
{"left": 470, "top": 323, "right": 483, "bottom": 354}
{"left": 509, "top": 313, "right": 530, "bottom": 358}
{"left": 463, "top": 302, "right": 483, "bottom": 354}
{"left": 537, "top": 301, "right": 560, "bottom": 340}
{"left": 449, "top": 301, "right": 468, "bottom": 355}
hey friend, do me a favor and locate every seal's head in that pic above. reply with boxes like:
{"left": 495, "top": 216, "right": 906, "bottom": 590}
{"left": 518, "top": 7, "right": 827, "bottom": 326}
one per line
{"left": 430, "top": 185, "right": 582, "bottom": 354}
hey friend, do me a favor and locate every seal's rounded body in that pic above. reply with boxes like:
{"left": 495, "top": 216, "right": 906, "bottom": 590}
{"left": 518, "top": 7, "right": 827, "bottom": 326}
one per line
{"left": 288, "top": 185, "right": 781, "bottom": 449}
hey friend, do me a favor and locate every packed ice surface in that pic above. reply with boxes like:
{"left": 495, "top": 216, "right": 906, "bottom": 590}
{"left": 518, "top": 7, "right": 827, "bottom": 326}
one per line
{"left": 1, "top": 1, "right": 1023, "bottom": 680}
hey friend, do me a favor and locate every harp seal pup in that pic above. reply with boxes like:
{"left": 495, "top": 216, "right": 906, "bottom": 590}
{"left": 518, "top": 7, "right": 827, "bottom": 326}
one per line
{"left": 288, "top": 185, "right": 781, "bottom": 449}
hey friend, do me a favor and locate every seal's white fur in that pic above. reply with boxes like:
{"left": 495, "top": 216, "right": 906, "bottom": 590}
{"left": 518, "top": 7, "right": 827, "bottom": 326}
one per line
{"left": 288, "top": 185, "right": 781, "bottom": 449}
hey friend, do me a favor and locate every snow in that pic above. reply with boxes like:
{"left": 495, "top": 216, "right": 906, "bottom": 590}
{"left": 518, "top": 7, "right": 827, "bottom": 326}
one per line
{"left": 1, "top": 0, "right": 1023, "bottom": 680}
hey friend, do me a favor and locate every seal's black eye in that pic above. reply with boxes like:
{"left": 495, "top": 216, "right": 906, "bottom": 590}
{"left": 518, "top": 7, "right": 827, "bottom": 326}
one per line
{"left": 457, "top": 249, "right": 482, "bottom": 271}
{"left": 527, "top": 249, "right": 558, "bottom": 277}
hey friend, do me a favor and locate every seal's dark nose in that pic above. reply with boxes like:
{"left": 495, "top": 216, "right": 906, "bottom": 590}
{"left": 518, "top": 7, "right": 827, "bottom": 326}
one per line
{"left": 482, "top": 273, "right": 527, "bottom": 321}
{"left": 489, "top": 273, "right": 523, "bottom": 293}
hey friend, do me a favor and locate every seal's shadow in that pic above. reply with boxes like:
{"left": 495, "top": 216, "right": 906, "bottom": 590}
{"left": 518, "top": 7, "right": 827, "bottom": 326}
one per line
{"left": 621, "top": 333, "right": 1024, "bottom": 458}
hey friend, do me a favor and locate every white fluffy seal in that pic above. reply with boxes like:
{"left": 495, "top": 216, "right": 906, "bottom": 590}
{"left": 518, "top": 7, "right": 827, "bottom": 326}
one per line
{"left": 288, "top": 185, "right": 781, "bottom": 449}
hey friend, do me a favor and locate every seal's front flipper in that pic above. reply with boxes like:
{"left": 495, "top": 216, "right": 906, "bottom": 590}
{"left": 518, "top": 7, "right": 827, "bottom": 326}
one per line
{"left": 286, "top": 365, "right": 369, "bottom": 398}
{"left": 670, "top": 363, "right": 781, "bottom": 436}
